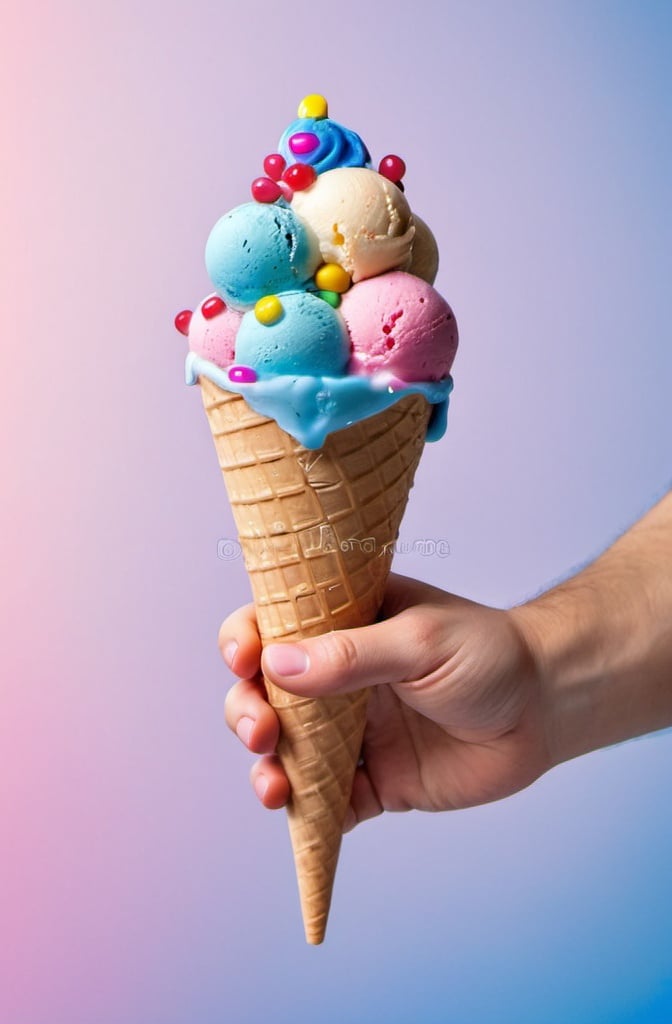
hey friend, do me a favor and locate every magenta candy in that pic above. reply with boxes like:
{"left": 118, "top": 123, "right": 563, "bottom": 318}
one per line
{"left": 228, "top": 365, "right": 258, "bottom": 384}
{"left": 288, "top": 132, "right": 320, "bottom": 155}
{"left": 251, "top": 176, "right": 283, "bottom": 203}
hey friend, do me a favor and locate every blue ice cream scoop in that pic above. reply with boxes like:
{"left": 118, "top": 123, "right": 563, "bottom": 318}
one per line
{"left": 235, "top": 292, "right": 351, "bottom": 377}
{"left": 205, "top": 202, "right": 320, "bottom": 310}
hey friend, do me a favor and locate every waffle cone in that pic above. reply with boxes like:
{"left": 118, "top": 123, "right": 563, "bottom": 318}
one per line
{"left": 198, "top": 376, "right": 429, "bottom": 943}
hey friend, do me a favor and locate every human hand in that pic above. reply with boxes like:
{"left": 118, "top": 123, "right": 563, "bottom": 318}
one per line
{"left": 221, "top": 573, "right": 552, "bottom": 831}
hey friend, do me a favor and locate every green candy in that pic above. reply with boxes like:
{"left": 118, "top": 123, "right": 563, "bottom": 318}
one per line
{"left": 316, "top": 290, "right": 341, "bottom": 309}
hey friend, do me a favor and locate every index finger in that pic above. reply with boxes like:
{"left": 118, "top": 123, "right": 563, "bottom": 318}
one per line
{"left": 218, "top": 602, "right": 262, "bottom": 679}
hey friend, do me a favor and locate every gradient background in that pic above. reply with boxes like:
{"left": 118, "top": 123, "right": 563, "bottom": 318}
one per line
{"left": 2, "top": 1, "right": 671, "bottom": 1021}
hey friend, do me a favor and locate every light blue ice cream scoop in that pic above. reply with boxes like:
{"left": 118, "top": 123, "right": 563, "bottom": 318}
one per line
{"left": 205, "top": 202, "right": 320, "bottom": 310}
{"left": 235, "top": 291, "right": 351, "bottom": 377}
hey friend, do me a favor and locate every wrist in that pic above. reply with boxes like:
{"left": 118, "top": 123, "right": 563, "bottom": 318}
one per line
{"left": 509, "top": 596, "right": 604, "bottom": 767}
{"left": 511, "top": 510, "right": 672, "bottom": 766}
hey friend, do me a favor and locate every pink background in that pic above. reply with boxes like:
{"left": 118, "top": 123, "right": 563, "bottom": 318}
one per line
{"left": 3, "top": 1, "right": 671, "bottom": 1021}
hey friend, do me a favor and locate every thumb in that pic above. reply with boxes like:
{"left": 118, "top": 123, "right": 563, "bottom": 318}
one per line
{"left": 261, "top": 609, "right": 441, "bottom": 697}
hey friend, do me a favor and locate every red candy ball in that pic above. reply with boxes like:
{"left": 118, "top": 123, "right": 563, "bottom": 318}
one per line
{"left": 378, "top": 154, "right": 406, "bottom": 184}
{"left": 282, "top": 162, "right": 317, "bottom": 192}
{"left": 263, "top": 153, "right": 286, "bottom": 181}
{"left": 251, "top": 176, "right": 283, "bottom": 203}
{"left": 174, "top": 309, "right": 192, "bottom": 336}
{"left": 201, "top": 296, "right": 226, "bottom": 320}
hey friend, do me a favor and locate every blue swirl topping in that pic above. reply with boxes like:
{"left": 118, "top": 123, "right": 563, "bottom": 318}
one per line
{"left": 277, "top": 117, "right": 371, "bottom": 175}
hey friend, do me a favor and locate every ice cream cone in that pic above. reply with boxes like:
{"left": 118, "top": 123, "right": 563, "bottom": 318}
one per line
{"left": 198, "top": 376, "right": 430, "bottom": 943}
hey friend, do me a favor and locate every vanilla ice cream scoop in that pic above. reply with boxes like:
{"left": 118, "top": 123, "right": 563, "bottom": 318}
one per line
{"left": 291, "top": 167, "right": 415, "bottom": 283}
{"left": 408, "top": 213, "right": 439, "bottom": 284}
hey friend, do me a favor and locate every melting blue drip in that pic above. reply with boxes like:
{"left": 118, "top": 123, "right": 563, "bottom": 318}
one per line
{"left": 186, "top": 353, "right": 452, "bottom": 450}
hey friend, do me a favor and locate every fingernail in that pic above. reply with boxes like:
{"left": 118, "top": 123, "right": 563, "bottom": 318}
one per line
{"left": 342, "top": 807, "right": 357, "bottom": 834}
{"left": 223, "top": 641, "right": 238, "bottom": 670}
{"left": 236, "top": 716, "right": 254, "bottom": 747}
{"left": 254, "top": 774, "right": 269, "bottom": 800}
{"left": 265, "top": 643, "right": 309, "bottom": 678}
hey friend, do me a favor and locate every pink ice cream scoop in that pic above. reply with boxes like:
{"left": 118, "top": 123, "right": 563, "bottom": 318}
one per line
{"left": 174, "top": 293, "right": 242, "bottom": 368}
{"left": 341, "top": 270, "right": 458, "bottom": 382}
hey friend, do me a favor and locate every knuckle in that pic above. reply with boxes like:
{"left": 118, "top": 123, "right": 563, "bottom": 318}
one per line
{"left": 403, "top": 607, "right": 440, "bottom": 651}
{"left": 217, "top": 602, "right": 257, "bottom": 648}
{"left": 318, "top": 631, "right": 359, "bottom": 679}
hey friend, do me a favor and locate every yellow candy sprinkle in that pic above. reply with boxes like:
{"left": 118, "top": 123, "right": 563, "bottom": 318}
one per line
{"left": 314, "top": 263, "right": 351, "bottom": 294}
{"left": 332, "top": 223, "right": 345, "bottom": 246}
{"left": 255, "top": 295, "right": 284, "bottom": 325}
{"left": 298, "top": 94, "right": 328, "bottom": 120}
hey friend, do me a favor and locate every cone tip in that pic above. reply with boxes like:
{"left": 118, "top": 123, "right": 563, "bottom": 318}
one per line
{"left": 305, "top": 926, "right": 326, "bottom": 945}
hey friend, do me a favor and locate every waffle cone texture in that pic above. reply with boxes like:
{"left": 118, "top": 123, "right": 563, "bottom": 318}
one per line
{"left": 199, "top": 377, "right": 429, "bottom": 943}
